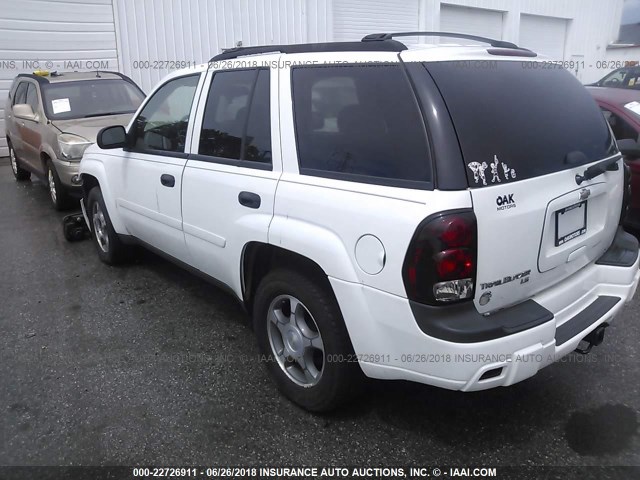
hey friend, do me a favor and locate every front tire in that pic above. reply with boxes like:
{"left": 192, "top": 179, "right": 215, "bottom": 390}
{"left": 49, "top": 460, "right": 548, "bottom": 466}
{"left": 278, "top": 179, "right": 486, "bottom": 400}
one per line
{"left": 87, "top": 186, "right": 129, "bottom": 265}
{"left": 9, "top": 144, "right": 31, "bottom": 181}
{"left": 46, "top": 160, "right": 73, "bottom": 210}
{"left": 253, "top": 269, "right": 363, "bottom": 412}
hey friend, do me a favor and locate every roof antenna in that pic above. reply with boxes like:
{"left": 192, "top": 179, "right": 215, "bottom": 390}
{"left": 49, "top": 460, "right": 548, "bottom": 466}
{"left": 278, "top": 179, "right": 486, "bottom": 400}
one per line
{"left": 96, "top": 70, "right": 101, "bottom": 78}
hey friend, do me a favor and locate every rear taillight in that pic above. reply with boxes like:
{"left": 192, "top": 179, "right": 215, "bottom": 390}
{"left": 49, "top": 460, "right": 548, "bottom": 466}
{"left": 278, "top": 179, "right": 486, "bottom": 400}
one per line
{"left": 402, "top": 210, "right": 477, "bottom": 305}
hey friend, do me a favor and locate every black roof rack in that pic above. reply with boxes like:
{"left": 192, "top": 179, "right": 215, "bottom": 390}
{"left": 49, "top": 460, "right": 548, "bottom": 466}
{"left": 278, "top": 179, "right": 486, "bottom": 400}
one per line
{"left": 210, "top": 40, "right": 407, "bottom": 62}
{"left": 362, "top": 32, "right": 519, "bottom": 49}
{"left": 210, "top": 31, "right": 528, "bottom": 62}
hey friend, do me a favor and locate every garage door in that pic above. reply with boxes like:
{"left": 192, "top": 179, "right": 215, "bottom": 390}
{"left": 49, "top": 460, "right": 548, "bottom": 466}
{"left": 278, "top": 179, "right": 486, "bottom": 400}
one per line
{"left": 333, "top": 0, "right": 419, "bottom": 42}
{"left": 520, "top": 14, "right": 567, "bottom": 60}
{"left": 0, "top": 0, "right": 117, "bottom": 157}
{"left": 440, "top": 4, "right": 504, "bottom": 41}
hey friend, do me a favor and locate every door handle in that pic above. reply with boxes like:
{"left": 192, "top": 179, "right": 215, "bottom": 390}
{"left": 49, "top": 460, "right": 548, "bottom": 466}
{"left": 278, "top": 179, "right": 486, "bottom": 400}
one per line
{"left": 160, "top": 174, "right": 175, "bottom": 187}
{"left": 238, "top": 191, "right": 261, "bottom": 209}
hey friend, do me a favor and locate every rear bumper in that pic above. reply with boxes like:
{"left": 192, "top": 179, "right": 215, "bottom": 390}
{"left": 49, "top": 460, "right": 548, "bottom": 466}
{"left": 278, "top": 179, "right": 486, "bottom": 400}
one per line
{"left": 332, "top": 228, "right": 640, "bottom": 391}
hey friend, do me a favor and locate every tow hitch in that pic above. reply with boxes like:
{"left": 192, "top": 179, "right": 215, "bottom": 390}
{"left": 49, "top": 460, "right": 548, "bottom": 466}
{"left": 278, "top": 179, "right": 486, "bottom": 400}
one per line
{"left": 575, "top": 324, "right": 608, "bottom": 355}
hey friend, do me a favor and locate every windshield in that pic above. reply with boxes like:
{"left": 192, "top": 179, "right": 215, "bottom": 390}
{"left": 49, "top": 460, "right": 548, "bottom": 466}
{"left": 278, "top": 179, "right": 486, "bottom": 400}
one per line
{"left": 424, "top": 60, "right": 617, "bottom": 187}
{"left": 42, "top": 79, "right": 145, "bottom": 120}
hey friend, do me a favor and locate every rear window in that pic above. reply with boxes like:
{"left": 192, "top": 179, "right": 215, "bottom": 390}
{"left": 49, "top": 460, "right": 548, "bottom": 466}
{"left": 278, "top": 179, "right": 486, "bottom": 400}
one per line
{"left": 291, "top": 64, "right": 432, "bottom": 188}
{"left": 424, "top": 61, "right": 617, "bottom": 188}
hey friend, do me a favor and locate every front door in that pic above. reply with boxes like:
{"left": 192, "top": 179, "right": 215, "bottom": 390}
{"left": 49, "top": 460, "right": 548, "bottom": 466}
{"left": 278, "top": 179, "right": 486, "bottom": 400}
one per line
{"left": 116, "top": 73, "right": 202, "bottom": 262}
{"left": 11, "top": 81, "right": 44, "bottom": 172}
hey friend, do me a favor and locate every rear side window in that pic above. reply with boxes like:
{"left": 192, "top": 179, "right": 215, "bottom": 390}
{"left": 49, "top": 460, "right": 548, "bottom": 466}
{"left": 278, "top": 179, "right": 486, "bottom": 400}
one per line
{"left": 291, "top": 64, "right": 431, "bottom": 188}
{"left": 425, "top": 61, "right": 617, "bottom": 187}
{"left": 198, "top": 69, "right": 271, "bottom": 165}
{"left": 243, "top": 70, "right": 271, "bottom": 163}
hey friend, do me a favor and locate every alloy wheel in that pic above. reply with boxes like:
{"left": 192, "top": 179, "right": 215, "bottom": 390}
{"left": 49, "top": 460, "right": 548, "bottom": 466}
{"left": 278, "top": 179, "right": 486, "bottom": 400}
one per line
{"left": 267, "top": 294, "right": 325, "bottom": 387}
{"left": 9, "top": 148, "right": 17, "bottom": 175}
{"left": 92, "top": 201, "right": 110, "bottom": 253}
{"left": 48, "top": 168, "right": 57, "bottom": 204}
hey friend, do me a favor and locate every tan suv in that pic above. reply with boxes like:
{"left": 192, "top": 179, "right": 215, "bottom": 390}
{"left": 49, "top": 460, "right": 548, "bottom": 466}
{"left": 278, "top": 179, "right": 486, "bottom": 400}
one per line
{"left": 5, "top": 71, "right": 144, "bottom": 209}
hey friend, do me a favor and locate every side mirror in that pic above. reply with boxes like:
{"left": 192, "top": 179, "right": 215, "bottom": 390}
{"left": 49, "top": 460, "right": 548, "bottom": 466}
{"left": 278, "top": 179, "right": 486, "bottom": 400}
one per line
{"left": 618, "top": 138, "right": 640, "bottom": 159}
{"left": 97, "top": 125, "right": 127, "bottom": 149}
{"left": 13, "top": 103, "right": 38, "bottom": 121}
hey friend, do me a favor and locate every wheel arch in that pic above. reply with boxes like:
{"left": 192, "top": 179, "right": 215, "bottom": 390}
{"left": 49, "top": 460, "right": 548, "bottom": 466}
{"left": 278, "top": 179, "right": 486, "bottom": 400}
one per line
{"left": 40, "top": 149, "right": 52, "bottom": 173}
{"left": 79, "top": 155, "right": 128, "bottom": 234}
{"left": 241, "top": 242, "right": 339, "bottom": 314}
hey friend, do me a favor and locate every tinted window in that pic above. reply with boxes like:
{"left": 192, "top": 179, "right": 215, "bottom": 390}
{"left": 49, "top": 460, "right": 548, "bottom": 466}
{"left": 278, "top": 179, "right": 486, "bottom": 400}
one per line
{"left": 25, "top": 83, "right": 39, "bottom": 112}
{"left": 41, "top": 79, "right": 145, "bottom": 120}
{"left": 130, "top": 75, "right": 199, "bottom": 153}
{"left": 244, "top": 70, "right": 271, "bottom": 163}
{"left": 425, "top": 61, "right": 617, "bottom": 187}
{"left": 13, "top": 82, "right": 28, "bottom": 105}
{"left": 291, "top": 65, "right": 431, "bottom": 186}
{"left": 199, "top": 69, "right": 271, "bottom": 163}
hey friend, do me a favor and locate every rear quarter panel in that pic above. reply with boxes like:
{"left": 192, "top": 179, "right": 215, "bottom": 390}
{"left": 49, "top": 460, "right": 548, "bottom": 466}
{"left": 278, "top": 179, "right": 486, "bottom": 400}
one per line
{"left": 274, "top": 52, "right": 472, "bottom": 296}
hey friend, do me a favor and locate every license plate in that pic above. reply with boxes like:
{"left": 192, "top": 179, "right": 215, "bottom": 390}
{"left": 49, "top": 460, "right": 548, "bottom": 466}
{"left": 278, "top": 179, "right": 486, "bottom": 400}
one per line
{"left": 555, "top": 201, "right": 587, "bottom": 246}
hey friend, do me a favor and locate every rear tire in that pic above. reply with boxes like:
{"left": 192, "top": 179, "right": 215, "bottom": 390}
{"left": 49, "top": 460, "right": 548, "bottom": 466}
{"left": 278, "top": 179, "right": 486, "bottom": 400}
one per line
{"left": 46, "top": 159, "right": 74, "bottom": 210}
{"left": 9, "top": 144, "right": 30, "bottom": 181}
{"left": 253, "top": 269, "right": 363, "bottom": 412}
{"left": 87, "top": 186, "right": 129, "bottom": 265}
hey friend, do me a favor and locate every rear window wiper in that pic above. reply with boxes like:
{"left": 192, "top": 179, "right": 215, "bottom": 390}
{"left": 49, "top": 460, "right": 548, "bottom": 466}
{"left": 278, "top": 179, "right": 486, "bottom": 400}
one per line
{"left": 83, "top": 110, "right": 135, "bottom": 118}
{"left": 575, "top": 157, "right": 619, "bottom": 185}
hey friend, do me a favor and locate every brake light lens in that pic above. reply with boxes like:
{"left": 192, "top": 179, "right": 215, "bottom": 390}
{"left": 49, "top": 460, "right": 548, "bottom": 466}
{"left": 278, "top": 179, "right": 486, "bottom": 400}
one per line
{"left": 402, "top": 211, "right": 477, "bottom": 305}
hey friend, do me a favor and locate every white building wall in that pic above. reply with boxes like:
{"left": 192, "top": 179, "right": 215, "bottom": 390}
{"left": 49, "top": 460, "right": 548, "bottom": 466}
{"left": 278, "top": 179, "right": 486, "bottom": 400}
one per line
{"left": 604, "top": 45, "right": 640, "bottom": 66}
{"left": 0, "top": 0, "right": 117, "bottom": 156}
{"left": 333, "top": 0, "right": 420, "bottom": 42}
{"left": 112, "top": 0, "right": 624, "bottom": 92}
{"left": 420, "top": 0, "right": 622, "bottom": 83}
{"left": 114, "top": 0, "right": 332, "bottom": 93}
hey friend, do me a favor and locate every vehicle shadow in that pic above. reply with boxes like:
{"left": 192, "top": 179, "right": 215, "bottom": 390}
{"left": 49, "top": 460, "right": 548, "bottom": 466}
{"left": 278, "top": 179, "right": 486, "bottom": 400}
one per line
{"left": 127, "top": 247, "right": 246, "bottom": 322}
{"left": 358, "top": 377, "right": 560, "bottom": 446}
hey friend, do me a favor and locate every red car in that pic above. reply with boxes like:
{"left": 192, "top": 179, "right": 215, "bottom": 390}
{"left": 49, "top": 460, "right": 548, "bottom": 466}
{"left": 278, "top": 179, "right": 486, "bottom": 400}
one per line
{"left": 587, "top": 86, "right": 640, "bottom": 229}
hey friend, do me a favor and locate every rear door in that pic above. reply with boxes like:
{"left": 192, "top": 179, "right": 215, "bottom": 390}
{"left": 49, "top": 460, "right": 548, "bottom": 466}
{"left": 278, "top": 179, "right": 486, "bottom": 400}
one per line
{"left": 424, "top": 60, "right": 622, "bottom": 314}
{"left": 182, "top": 64, "right": 279, "bottom": 297}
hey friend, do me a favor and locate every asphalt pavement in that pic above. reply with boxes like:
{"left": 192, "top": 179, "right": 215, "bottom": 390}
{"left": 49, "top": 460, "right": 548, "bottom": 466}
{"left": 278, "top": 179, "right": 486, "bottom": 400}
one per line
{"left": 0, "top": 162, "right": 639, "bottom": 471}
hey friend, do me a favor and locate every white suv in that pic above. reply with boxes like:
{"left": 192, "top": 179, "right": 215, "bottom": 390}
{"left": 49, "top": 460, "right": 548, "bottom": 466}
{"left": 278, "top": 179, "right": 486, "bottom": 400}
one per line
{"left": 79, "top": 33, "right": 640, "bottom": 411}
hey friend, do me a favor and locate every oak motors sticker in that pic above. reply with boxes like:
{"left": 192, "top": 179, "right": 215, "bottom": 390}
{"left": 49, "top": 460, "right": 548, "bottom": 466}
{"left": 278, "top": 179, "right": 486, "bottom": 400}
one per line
{"left": 480, "top": 269, "right": 531, "bottom": 290}
{"left": 496, "top": 193, "right": 516, "bottom": 211}
{"left": 468, "top": 155, "right": 517, "bottom": 186}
